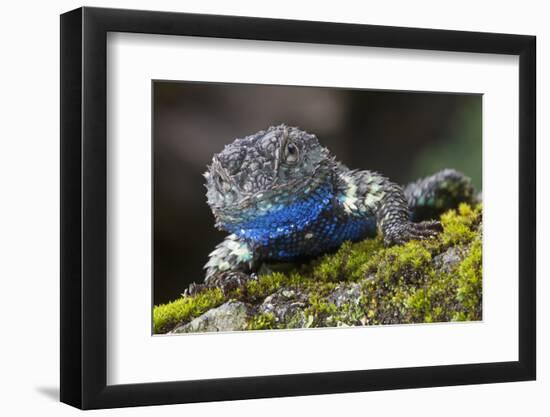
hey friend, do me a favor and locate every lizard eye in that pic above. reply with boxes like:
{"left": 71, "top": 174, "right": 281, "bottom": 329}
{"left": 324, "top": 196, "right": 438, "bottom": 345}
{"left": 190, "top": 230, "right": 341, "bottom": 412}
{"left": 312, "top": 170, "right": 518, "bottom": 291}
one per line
{"left": 284, "top": 142, "right": 299, "bottom": 164}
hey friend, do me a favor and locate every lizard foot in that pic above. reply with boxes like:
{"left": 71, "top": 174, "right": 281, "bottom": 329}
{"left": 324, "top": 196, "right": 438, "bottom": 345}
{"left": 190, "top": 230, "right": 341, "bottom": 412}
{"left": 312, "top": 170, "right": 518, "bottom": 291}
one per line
{"left": 384, "top": 220, "right": 443, "bottom": 246}
{"left": 182, "top": 281, "right": 208, "bottom": 297}
{"left": 206, "top": 271, "right": 257, "bottom": 295}
{"left": 183, "top": 272, "right": 257, "bottom": 297}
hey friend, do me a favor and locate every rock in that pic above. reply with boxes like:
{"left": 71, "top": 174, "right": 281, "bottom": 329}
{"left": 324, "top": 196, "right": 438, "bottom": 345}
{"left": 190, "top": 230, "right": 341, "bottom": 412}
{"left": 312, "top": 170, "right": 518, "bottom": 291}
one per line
{"left": 433, "top": 245, "right": 468, "bottom": 274}
{"left": 258, "top": 288, "right": 308, "bottom": 328}
{"left": 327, "top": 283, "right": 363, "bottom": 308}
{"left": 155, "top": 204, "right": 483, "bottom": 333}
{"left": 170, "top": 301, "right": 251, "bottom": 333}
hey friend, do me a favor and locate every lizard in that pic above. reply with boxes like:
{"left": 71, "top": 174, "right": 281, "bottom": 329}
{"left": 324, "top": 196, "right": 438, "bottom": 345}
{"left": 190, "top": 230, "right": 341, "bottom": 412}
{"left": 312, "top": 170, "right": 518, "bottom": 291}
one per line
{"left": 194, "top": 124, "right": 476, "bottom": 293}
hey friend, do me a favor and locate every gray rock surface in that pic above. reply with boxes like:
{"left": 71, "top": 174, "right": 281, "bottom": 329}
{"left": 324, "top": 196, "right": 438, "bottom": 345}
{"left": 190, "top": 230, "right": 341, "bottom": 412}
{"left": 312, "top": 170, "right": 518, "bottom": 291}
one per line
{"left": 258, "top": 288, "right": 308, "bottom": 328}
{"left": 170, "top": 301, "right": 251, "bottom": 333}
{"left": 433, "top": 246, "right": 468, "bottom": 274}
{"left": 158, "top": 207, "right": 482, "bottom": 333}
{"left": 327, "top": 283, "right": 363, "bottom": 308}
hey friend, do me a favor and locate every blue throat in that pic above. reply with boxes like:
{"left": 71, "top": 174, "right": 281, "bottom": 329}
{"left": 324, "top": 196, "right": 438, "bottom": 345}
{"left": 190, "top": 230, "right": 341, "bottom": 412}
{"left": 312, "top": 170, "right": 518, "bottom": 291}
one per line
{"left": 223, "top": 186, "right": 377, "bottom": 260}
{"left": 226, "top": 186, "right": 334, "bottom": 242}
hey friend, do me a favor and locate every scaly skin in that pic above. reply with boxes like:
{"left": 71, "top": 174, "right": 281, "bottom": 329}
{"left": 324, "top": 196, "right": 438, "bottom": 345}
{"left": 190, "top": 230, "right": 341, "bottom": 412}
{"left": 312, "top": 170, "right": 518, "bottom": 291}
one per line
{"left": 194, "top": 124, "right": 475, "bottom": 293}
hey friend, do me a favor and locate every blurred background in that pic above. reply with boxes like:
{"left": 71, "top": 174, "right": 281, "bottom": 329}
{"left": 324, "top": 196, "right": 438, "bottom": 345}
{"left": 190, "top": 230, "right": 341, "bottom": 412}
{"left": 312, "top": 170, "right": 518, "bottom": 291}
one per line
{"left": 153, "top": 81, "right": 481, "bottom": 305}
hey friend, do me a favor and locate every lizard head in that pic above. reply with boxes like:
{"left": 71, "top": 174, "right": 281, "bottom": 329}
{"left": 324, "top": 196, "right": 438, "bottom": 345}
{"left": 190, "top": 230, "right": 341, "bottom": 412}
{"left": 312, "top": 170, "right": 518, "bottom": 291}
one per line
{"left": 204, "top": 124, "right": 334, "bottom": 230}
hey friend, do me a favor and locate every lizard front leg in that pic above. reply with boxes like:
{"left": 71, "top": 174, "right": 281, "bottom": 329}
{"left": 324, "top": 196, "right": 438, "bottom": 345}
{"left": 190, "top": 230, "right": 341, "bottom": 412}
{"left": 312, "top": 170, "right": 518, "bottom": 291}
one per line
{"left": 191, "top": 234, "right": 259, "bottom": 295}
{"left": 340, "top": 170, "right": 442, "bottom": 246}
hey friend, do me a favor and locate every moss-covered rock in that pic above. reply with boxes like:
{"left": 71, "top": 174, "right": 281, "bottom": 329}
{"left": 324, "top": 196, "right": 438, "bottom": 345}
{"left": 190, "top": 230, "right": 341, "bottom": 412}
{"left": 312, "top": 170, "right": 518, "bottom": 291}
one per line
{"left": 171, "top": 301, "right": 251, "bottom": 333}
{"left": 154, "top": 204, "right": 482, "bottom": 334}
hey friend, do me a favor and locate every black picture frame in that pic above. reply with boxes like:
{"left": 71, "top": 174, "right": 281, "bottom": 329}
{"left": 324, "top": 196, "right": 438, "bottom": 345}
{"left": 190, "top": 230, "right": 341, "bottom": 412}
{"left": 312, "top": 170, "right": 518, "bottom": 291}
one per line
{"left": 60, "top": 6, "right": 536, "bottom": 410}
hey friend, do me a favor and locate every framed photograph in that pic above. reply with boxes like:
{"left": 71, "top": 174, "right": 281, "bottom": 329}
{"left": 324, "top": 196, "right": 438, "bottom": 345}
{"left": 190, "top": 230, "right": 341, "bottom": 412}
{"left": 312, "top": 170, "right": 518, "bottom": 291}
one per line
{"left": 60, "top": 6, "right": 536, "bottom": 409}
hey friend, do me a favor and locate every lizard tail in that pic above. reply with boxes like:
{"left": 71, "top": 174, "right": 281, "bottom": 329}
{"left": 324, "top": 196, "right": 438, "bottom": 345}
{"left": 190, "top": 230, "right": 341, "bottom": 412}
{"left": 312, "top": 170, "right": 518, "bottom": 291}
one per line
{"left": 404, "top": 169, "right": 479, "bottom": 222}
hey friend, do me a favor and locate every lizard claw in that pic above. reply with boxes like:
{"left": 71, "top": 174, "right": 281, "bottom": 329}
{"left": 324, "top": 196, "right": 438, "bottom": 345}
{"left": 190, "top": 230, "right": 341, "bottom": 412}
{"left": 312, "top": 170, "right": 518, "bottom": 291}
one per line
{"left": 182, "top": 281, "right": 207, "bottom": 297}
{"left": 184, "top": 271, "right": 256, "bottom": 297}
{"left": 204, "top": 271, "right": 256, "bottom": 295}
{"left": 384, "top": 220, "right": 442, "bottom": 246}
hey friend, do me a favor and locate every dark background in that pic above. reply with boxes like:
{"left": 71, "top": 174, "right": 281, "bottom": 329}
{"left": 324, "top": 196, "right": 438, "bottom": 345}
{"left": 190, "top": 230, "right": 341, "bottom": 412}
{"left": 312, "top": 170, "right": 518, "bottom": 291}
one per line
{"left": 153, "top": 81, "right": 482, "bottom": 305}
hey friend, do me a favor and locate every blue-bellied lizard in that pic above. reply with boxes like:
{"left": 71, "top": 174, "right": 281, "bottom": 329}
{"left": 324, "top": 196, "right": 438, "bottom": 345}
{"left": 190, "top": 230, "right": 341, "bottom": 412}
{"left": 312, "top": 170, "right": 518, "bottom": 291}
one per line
{"left": 196, "top": 124, "right": 475, "bottom": 292}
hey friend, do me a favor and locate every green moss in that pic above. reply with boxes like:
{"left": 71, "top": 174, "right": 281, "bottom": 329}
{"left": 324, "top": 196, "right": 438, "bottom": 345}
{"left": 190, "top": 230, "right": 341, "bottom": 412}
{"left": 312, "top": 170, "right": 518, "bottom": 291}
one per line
{"left": 153, "top": 204, "right": 483, "bottom": 333}
{"left": 240, "top": 272, "right": 310, "bottom": 300}
{"left": 365, "top": 240, "right": 433, "bottom": 284}
{"left": 246, "top": 312, "right": 278, "bottom": 330}
{"left": 303, "top": 292, "right": 339, "bottom": 327}
{"left": 406, "top": 288, "right": 432, "bottom": 321}
{"left": 440, "top": 203, "right": 481, "bottom": 246}
{"left": 455, "top": 237, "right": 482, "bottom": 320}
{"left": 331, "top": 299, "right": 370, "bottom": 327}
{"left": 313, "top": 238, "right": 384, "bottom": 282}
{"left": 153, "top": 288, "right": 224, "bottom": 334}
